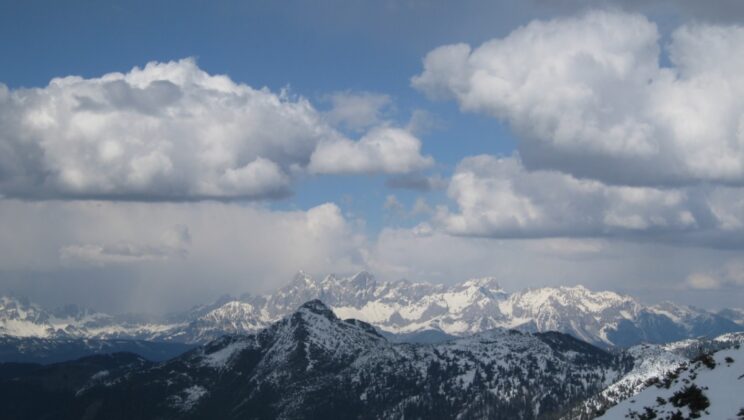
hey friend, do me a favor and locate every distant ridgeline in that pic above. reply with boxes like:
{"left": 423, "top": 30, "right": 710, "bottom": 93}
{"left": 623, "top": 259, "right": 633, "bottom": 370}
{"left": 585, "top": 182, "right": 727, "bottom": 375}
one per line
{"left": 1, "top": 272, "right": 742, "bottom": 357}
{"left": 1, "top": 300, "right": 743, "bottom": 420}
{"left": 0, "top": 300, "right": 632, "bottom": 419}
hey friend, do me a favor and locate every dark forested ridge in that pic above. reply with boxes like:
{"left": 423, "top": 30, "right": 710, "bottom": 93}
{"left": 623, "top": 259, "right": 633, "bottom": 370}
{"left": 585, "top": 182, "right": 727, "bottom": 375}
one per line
{"left": 0, "top": 300, "right": 634, "bottom": 420}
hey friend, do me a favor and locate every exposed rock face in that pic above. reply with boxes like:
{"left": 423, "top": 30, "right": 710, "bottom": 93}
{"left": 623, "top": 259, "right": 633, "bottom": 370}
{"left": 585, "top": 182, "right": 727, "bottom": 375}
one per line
{"left": 1, "top": 272, "right": 742, "bottom": 348}
{"left": 0, "top": 300, "right": 632, "bottom": 420}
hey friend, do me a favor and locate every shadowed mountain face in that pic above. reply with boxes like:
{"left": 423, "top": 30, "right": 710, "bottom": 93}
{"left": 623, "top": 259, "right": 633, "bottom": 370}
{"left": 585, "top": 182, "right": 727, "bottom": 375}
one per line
{"left": 0, "top": 353, "right": 153, "bottom": 420}
{"left": 0, "top": 300, "right": 633, "bottom": 420}
{"left": 0, "top": 335, "right": 194, "bottom": 364}
{"left": 2, "top": 273, "right": 742, "bottom": 350}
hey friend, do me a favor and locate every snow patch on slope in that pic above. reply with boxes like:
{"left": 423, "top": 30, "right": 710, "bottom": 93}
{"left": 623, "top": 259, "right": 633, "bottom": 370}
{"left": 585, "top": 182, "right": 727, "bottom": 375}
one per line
{"left": 600, "top": 346, "right": 744, "bottom": 419}
{"left": 170, "top": 385, "right": 208, "bottom": 412}
{"left": 201, "top": 340, "right": 251, "bottom": 369}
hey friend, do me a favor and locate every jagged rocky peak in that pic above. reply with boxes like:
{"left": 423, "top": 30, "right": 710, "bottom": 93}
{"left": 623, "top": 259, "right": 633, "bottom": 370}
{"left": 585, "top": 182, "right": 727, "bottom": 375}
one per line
{"left": 649, "top": 300, "right": 705, "bottom": 320}
{"left": 1, "top": 295, "right": 37, "bottom": 312}
{"left": 512, "top": 283, "right": 637, "bottom": 311}
{"left": 718, "top": 308, "right": 744, "bottom": 325}
{"left": 1, "top": 273, "right": 742, "bottom": 348}
{"left": 292, "top": 269, "right": 317, "bottom": 287}
{"left": 342, "top": 318, "right": 384, "bottom": 338}
{"left": 319, "top": 273, "right": 337, "bottom": 285}
{"left": 347, "top": 270, "right": 376, "bottom": 288}
{"left": 292, "top": 270, "right": 376, "bottom": 290}
{"left": 296, "top": 299, "right": 337, "bottom": 320}
{"left": 1, "top": 299, "right": 635, "bottom": 420}
{"left": 0, "top": 295, "right": 50, "bottom": 323}
{"left": 460, "top": 276, "right": 503, "bottom": 290}
{"left": 458, "top": 276, "right": 507, "bottom": 298}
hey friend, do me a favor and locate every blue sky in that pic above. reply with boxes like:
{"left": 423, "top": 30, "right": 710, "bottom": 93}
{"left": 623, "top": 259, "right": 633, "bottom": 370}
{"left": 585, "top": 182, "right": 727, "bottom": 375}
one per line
{"left": 0, "top": 0, "right": 520, "bottom": 233}
{"left": 0, "top": 1, "right": 514, "bottom": 231}
{"left": 1, "top": 1, "right": 744, "bottom": 312}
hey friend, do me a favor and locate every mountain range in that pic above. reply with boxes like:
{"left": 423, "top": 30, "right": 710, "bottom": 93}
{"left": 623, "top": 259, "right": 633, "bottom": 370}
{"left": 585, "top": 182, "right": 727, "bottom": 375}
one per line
{"left": 2, "top": 300, "right": 743, "bottom": 419}
{"left": 2, "top": 272, "right": 742, "bottom": 353}
{"left": 0, "top": 300, "right": 633, "bottom": 419}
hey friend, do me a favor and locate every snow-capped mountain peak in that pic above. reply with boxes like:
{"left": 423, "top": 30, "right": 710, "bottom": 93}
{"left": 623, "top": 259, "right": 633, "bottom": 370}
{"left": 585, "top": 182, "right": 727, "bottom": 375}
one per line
{"left": 718, "top": 307, "right": 744, "bottom": 326}
{"left": 12, "top": 302, "right": 630, "bottom": 419}
{"left": 1, "top": 272, "right": 742, "bottom": 348}
{"left": 296, "top": 299, "right": 337, "bottom": 319}
{"left": 456, "top": 276, "right": 506, "bottom": 299}
{"left": 0, "top": 295, "right": 114, "bottom": 338}
{"left": 346, "top": 270, "right": 375, "bottom": 288}
{"left": 294, "top": 269, "right": 315, "bottom": 285}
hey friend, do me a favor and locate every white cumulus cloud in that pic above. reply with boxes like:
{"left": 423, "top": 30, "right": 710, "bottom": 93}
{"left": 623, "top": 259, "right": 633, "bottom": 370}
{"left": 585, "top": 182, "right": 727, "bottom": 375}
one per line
{"left": 323, "top": 91, "right": 392, "bottom": 131}
{"left": 0, "top": 58, "right": 431, "bottom": 200}
{"left": 309, "top": 126, "right": 433, "bottom": 174}
{"left": 436, "top": 155, "right": 744, "bottom": 239}
{"left": 413, "top": 10, "right": 744, "bottom": 186}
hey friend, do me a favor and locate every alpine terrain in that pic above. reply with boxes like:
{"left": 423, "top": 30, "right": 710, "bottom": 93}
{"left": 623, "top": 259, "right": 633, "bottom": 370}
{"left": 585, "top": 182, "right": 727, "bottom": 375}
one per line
{"left": 2, "top": 272, "right": 740, "bottom": 353}
{"left": 1, "top": 300, "right": 633, "bottom": 419}
{"left": 599, "top": 334, "right": 744, "bottom": 419}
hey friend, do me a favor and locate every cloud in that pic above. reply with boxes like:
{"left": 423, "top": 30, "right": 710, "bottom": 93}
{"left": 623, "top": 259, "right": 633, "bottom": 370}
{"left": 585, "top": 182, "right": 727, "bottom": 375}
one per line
{"left": 0, "top": 58, "right": 431, "bottom": 201}
{"left": 323, "top": 91, "right": 392, "bottom": 131}
{"left": 385, "top": 173, "right": 447, "bottom": 191}
{"left": 60, "top": 243, "right": 171, "bottom": 266}
{"left": 364, "top": 225, "right": 744, "bottom": 309}
{"left": 60, "top": 224, "right": 191, "bottom": 266}
{"left": 411, "top": 197, "right": 433, "bottom": 216}
{"left": 436, "top": 155, "right": 744, "bottom": 240}
{"left": 530, "top": 0, "right": 744, "bottom": 24}
{"left": 413, "top": 10, "right": 744, "bottom": 187}
{"left": 685, "top": 273, "right": 721, "bottom": 290}
{"left": 383, "top": 194, "right": 404, "bottom": 212}
{"left": 308, "top": 126, "right": 433, "bottom": 174}
{"left": 685, "top": 260, "right": 744, "bottom": 290}
{"left": 525, "top": 238, "right": 605, "bottom": 257}
{"left": 0, "top": 59, "right": 325, "bottom": 200}
{"left": 405, "top": 109, "right": 442, "bottom": 136}
{"left": 383, "top": 195, "right": 434, "bottom": 219}
{"left": 0, "top": 199, "right": 366, "bottom": 311}
{"left": 724, "top": 261, "right": 744, "bottom": 285}
{"left": 1, "top": 196, "right": 743, "bottom": 312}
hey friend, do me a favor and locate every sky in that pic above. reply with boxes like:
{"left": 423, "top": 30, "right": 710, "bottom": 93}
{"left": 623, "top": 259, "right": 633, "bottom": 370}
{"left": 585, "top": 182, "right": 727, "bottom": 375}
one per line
{"left": 1, "top": 0, "right": 744, "bottom": 313}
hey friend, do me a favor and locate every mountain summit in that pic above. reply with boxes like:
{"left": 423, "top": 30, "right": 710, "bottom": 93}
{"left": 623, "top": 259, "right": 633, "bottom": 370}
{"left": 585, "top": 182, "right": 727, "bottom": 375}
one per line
{"left": 166, "top": 272, "right": 742, "bottom": 347}
{"left": 1, "top": 272, "right": 741, "bottom": 348}
{"left": 0, "top": 301, "right": 632, "bottom": 419}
